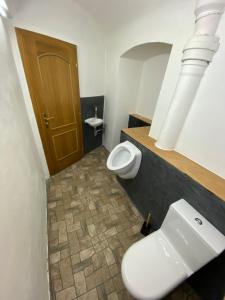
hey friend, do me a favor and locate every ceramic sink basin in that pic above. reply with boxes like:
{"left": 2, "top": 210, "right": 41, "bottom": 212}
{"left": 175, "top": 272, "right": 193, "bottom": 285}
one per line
{"left": 85, "top": 117, "right": 103, "bottom": 128}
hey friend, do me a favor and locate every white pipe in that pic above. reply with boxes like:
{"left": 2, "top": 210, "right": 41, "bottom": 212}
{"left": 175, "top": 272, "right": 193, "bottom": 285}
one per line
{"left": 195, "top": 0, "right": 225, "bottom": 34}
{"left": 155, "top": 0, "right": 225, "bottom": 150}
{"left": 155, "top": 61, "right": 208, "bottom": 150}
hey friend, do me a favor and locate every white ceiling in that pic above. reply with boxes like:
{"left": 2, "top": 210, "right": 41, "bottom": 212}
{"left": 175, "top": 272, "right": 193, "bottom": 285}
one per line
{"left": 7, "top": 0, "right": 186, "bottom": 35}
{"left": 73, "top": 0, "right": 157, "bottom": 32}
{"left": 6, "top": 0, "right": 155, "bottom": 32}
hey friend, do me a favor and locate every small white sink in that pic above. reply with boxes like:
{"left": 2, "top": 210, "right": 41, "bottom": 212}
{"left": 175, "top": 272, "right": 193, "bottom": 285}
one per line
{"left": 85, "top": 117, "right": 103, "bottom": 128}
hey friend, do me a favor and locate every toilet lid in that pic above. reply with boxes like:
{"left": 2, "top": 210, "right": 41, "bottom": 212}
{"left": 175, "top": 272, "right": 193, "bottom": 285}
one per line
{"left": 121, "top": 231, "right": 189, "bottom": 300}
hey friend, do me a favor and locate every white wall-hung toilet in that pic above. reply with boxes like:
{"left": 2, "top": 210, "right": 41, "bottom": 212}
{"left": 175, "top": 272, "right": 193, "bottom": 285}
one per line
{"left": 106, "top": 141, "right": 142, "bottom": 179}
{"left": 121, "top": 199, "right": 225, "bottom": 300}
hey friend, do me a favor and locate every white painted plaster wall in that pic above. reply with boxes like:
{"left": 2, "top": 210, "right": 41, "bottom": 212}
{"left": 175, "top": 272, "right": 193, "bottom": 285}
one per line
{"left": 8, "top": 0, "right": 105, "bottom": 177}
{"left": 0, "top": 17, "right": 49, "bottom": 300}
{"left": 112, "top": 58, "right": 143, "bottom": 145}
{"left": 136, "top": 52, "right": 171, "bottom": 119}
{"left": 176, "top": 14, "right": 225, "bottom": 179}
{"left": 103, "top": 0, "right": 225, "bottom": 179}
{"left": 5, "top": 0, "right": 225, "bottom": 179}
{"left": 10, "top": 0, "right": 105, "bottom": 97}
{"left": 110, "top": 43, "right": 171, "bottom": 146}
{"left": 103, "top": 0, "right": 195, "bottom": 150}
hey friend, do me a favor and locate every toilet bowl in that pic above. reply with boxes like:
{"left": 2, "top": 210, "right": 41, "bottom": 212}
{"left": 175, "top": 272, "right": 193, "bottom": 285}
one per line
{"left": 107, "top": 141, "right": 142, "bottom": 179}
{"left": 121, "top": 199, "right": 225, "bottom": 300}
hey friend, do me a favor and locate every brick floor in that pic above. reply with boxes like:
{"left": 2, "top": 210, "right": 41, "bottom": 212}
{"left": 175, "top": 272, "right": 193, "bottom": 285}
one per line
{"left": 47, "top": 146, "right": 199, "bottom": 300}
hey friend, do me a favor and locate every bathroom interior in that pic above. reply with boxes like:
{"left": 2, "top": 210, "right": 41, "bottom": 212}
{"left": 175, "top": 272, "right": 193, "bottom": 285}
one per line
{"left": 1, "top": 0, "right": 225, "bottom": 300}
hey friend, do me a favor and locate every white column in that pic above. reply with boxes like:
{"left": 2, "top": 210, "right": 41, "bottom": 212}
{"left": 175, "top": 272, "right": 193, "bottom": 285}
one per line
{"left": 155, "top": 0, "right": 225, "bottom": 150}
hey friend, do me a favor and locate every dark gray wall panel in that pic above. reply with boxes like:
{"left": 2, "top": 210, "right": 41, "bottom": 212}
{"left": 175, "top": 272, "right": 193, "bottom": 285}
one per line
{"left": 128, "top": 114, "right": 151, "bottom": 128}
{"left": 118, "top": 131, "right": 225, "bottom": 300}
{"left": 80, "top": 96, "right": 104, "bottom": 154}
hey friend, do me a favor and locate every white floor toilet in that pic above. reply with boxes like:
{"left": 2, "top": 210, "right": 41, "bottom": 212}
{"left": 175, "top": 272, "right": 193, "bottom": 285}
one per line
{"left": 106, "top": 141, "right": 142, "bottom": 179}
{"left": 121, "top": 199, "right": 225, "bottom": 300}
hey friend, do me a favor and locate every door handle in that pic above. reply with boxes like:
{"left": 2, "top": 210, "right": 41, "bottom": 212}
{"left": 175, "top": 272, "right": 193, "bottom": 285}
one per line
{"left": 42, "top": 113, "right": 54, "bottom": 128}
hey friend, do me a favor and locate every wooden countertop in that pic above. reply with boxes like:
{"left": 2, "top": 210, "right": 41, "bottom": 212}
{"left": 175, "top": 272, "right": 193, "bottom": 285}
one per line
{"left": 129, "top": 113, "right": 152, "bottom": 125}
{"left": 122, "top": 126, "right": 225, "bottom": 202}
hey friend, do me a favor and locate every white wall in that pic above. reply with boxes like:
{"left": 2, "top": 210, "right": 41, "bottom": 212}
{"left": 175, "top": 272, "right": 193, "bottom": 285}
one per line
{"left": 103, "top": 0, "right": 196, "bottom": 151}
{"left": 136, "top": 52, "right": 171, "bottom": 119}
{"left": 8, "top": 0, "right": 105, "bottom": 177}
{"left": 111, "top": 43, "right": 171, "bottom": 146}
{"left": 0, "top": 17, "right": 49, "bottom": 300}
{"left": 176, "top": 13, "right": 225, "bottom": 179}
{"left": 112, "top": 58, "right": 143, "bottom": 145}
{"left": 102, "top": 0, "right": 225, "bottom": 179}
{"left": 6, "top": 0, "right": 225, "bottom": 179}
{"left": 10, "top": 0, "right": 105, "bottom": 97}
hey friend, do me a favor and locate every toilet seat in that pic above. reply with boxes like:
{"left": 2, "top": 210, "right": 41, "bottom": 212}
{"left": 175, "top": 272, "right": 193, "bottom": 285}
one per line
{"left": 121, "top": 231, "right": 189, "bottom": 300}
{"left": 122, "top": 200, "right": 225, "bottom": 299}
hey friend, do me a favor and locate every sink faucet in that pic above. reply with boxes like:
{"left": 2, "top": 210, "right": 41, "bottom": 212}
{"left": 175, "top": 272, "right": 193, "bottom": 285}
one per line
{"left": 94, "top": 106, "right": 98, "bottom": 118}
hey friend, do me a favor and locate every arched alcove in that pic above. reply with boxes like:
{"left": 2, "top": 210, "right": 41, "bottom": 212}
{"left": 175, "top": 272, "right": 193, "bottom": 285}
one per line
{"left": 116, "top": 42, "right": 172, "bottom": 135}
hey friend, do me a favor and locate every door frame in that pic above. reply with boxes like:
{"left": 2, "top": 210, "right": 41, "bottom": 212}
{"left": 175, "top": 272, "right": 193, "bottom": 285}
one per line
{"left": 15, "top": 27, "right": 84, "bottom": 175}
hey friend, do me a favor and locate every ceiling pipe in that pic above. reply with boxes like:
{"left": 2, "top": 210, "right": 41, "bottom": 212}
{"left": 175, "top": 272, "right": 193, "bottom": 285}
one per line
{"left": 155, "top": 0, "right": 225, "bottom": 150}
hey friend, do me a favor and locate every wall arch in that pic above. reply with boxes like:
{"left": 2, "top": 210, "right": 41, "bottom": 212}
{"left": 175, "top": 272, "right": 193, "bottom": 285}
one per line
{"left": 110, "top": 42, "right": 172, "bottom": 146}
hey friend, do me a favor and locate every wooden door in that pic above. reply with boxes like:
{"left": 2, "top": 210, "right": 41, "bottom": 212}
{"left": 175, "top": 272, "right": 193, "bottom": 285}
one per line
{"left": 16, "top": 28, "right": 84, "bottom": 175}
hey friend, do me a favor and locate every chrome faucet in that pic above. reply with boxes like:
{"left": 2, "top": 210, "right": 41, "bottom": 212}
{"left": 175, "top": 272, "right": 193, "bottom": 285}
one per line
{"left": 94, "top": 106, "right": 98, "bottom": 118}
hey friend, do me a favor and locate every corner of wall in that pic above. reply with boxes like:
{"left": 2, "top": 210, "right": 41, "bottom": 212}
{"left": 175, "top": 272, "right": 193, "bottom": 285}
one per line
{"left": 6, "top": 20, "right": 50, "bottom": 178}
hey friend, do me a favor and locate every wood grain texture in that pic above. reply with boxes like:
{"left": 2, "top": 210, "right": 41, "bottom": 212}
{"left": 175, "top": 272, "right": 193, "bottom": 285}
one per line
{"left": 129, "top": 113, "right": 152, "bottom": 125}
{"left": 122, "top": 126, "right": 225, "bottom": 202}
{"left": 16, "top": 28, "right": 83, "bottom": 175}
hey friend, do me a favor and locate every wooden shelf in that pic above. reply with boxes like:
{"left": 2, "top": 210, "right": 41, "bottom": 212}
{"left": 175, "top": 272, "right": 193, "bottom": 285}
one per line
{"left": 129, "top": 113, "right": 152, "bottom": 125}
{"left": 122, "top": 126, "right": 225, "bottom": 202}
